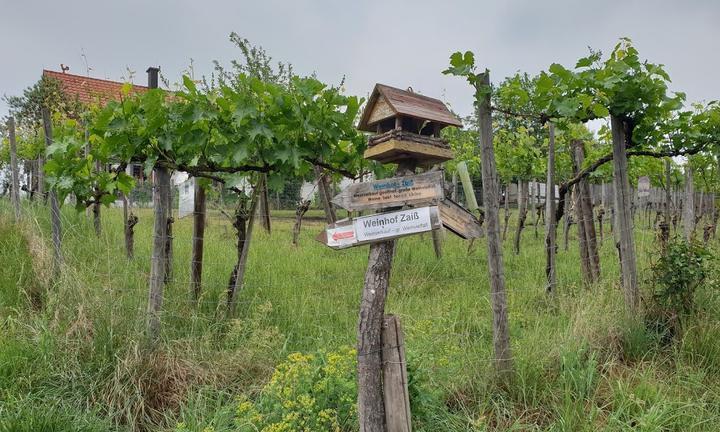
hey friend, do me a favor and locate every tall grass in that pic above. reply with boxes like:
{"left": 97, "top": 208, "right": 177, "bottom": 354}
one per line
{"left": 1, "top": 200, "right": 720, "bottom": 431}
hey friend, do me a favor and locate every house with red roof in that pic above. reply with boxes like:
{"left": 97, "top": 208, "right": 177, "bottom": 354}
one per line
{"left": 42, "top": 69, "right": 149, "bottom": 107}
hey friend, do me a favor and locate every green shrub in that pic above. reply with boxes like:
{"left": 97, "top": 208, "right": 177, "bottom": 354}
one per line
{"left": 175, "top": 346, "right": 358, "bottom": 432}
{"left": 647, "top": 240, "right": 713, "bottom": 340}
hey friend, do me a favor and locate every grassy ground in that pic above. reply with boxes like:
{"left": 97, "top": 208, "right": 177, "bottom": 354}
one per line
{"left": 1, "top": 201, "right": 720, "bottom": 431}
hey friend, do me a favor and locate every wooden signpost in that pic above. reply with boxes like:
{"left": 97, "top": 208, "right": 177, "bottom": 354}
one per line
{"left": 343, "top": 83, "right": 469, "bottom": 432}
{"left": 331, "top": 171, "right": 444, "bottom": 212}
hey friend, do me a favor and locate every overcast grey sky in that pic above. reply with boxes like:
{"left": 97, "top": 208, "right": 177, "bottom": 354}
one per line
{"left": 2, "top": 0, "right": 718, "bottom": 119}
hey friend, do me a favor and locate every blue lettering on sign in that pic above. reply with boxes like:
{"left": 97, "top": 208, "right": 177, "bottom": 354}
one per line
{"left": 371, "top": 179, "right": 414, "bottom": 191}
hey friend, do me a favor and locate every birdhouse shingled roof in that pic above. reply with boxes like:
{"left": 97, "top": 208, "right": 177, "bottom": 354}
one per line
{"left": 357, "top": 83, "right": 462, "bottom": 132}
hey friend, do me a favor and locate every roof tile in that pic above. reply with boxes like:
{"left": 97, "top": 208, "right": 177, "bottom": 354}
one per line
{"left": 43, "top": 70, "right": 148, "bottom": 106}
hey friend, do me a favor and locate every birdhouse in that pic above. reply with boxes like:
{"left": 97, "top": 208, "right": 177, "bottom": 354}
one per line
{"left": 357, "top": 84, "right": 462, "bottom": 167}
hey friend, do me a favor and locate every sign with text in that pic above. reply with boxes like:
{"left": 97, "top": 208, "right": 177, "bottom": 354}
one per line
{"left": 439, "top": 198, "right": 483, "bottom": 239}
{"left": 317, "top": 206, "right": 441, "bottom": 249}
{"left": 331, "top": 171, "right": 444, "bottom": 212}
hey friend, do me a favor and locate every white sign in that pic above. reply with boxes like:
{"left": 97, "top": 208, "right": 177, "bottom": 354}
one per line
{"left": 178, "top": 177, "right": 195, "bottom": 218}
{"left": 638, "top": 176, "right": 650, "bottom": 198}
{"left": 320, "top": 206, "right": 440, "bottom": 249}
{"left": 356, "top": 206, "right": 433, "bottom": 242}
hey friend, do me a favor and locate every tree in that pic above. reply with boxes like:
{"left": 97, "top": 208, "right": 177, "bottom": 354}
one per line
{"left": 533, "top": 39, "right": 719, "bottom": 310}
{"left": 82, "top": 70, "right": 367, "bottom": 342}
{"left": 444, "top": 51, "right": 513, "bottom": 378}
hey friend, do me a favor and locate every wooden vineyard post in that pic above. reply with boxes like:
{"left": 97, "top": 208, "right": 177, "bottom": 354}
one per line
{"left": 292, "top": 199, "right": 311, "bottom": 246}
{"left": 599, "top": 185, "right": 606, "bottom": 238}
{"left": 259, "top": 173, "right": 271, "bottom": 233}
{"left": 684, "top": 164, "right": 695, "bottom": 242}
{"left": 145, "top": 66, "right": 169, "bottom": 345}
{"left": 563, "top": 190, "right": 572, "bottom": 252}
{"left": 571, "top": 140, "right": 600, "bottom": 283}
{"left": 122, "top": 193, "right": 138, "bottom": 259}
{"left": 190, "top": 179, "right": 206, "bottom": 302}
{"left": 148, "top": 165, "right": 170, "bottom": 344}
{"left": 315, "top": 165, "right": 337, "bottom": 224}
{"left": 92, "top": 158, "right": 103, "bottom": 236}
{"left": 477, "top": 71, "right": 512, "bottom": 377}
{"left": 37, "top": 139, "right": 45, "bottom": 201}
{"left": 7, "top": 117, "right": 21, "bottom": 222}
{"left": 42, "top": 108, "right": 63, "bottom": 281}
{"left": 227, "top": 183, "right": 261, "bottom": 317}
{"left": 503, "top": 183, "right": 510, "bottom": 240}
{"left": 164, "top": 209, "right": 174, "bottom": 284}
{"left": 610, "top": 115, "right": 638, "bottom": 311}
{"left": 382, "top": 315, "right": 411, "bottom": 432}
{"left": 529, "top": 181, "right": 536, "bottom": 238}
{"left": 513, "top": 180, "right": 528, "bottom": 255}
{"left": 545, "top": 122, "right": 557, "bottom": 294}
{"left": 534, "top": 180, "right": 541, "bottom": 239}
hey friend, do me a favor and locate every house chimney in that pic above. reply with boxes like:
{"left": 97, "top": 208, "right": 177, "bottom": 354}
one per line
{"left": 146, "top": 67, "right": 160, "bottom": 89}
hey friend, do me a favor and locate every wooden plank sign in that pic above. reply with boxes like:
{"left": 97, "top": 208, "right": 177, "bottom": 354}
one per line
{"left": 317, "top": 206, "right": 441, "bottom": 249}
{"left": 439, "top": 198, "right": 483, "bottom": 239}
{"left": 331, "top": 171, "right": 444, "bottom": 212}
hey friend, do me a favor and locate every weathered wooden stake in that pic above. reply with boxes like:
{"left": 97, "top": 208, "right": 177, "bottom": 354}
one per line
{"left": 315, "top": 165, "right": 337, "bottom": 224}
{"left": 148, "top": 166, "right": 170, "bottom": 344}
{"left": 42, "top": 108, "right": 63, "bottom": 281}
{"left": 164, "top": 212, "right": 174, "bottom": 284}
{"left": 545, "top": 123, "right": 557, "bottom": 294}
{"left": 122, "top": 193, "right": 138, "bottom": 259}
{"left": 572, "top": 140, "right": 600, "bottom": 283}
{"left": 513, "top": 180, "right": 528, "bottom": 255}
{"left": 477, "top": 71, "right": 512, "bottom": 376}
{"left": 92, "top": 189, "right": 102, "bottom": 236}
{"left": 292, "top": 199, "right": 311, "bottom": 246}
{"left": 610, "top": 115, "right": 638, "bottom": 310}
{"left": 37, "top": 153, "right": 45, "bottom": 202}
{"left": 382, "top": 315, "right": 412, "bottom": 432}
{"left": 7, "top": 117, "right": 21, "bottom": 221}
{"left": 92, "top": 158, "right": 103, "bottom": 236}
{"left": 145, "top": 66, "right": 168, "bottom": 344}
{"left": 190, "top": 179, "right": 206, "bottom": 302}
{"left": 563, "top": 190, "right": 573, "bottom": 251}
{"left": 502, "top": 184, "right": 510, "bottom": 240}
{"left": 227, "top": 182, "right": 260, "bottom": 316}
{"left": 527, "top": 179, "right": 539, "bottom": 238}
{"left": 49, "top": 191, "right": 62, "bottom": 273}
{"left": 684, "top": 164, "right": 695, "bottom": 242}
{"left": 259, "top": 173, "right": 271, "bottom": 233}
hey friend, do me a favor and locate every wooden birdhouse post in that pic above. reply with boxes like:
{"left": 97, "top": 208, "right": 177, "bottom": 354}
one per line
{"left": 347, "top": 85, "right": 465, "bottom": 432}
{"left": 358, "top": 84, "right": 462, "bottom": 168}
{"left": 316, "top": 83, "right": 474, "bottom": 432}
